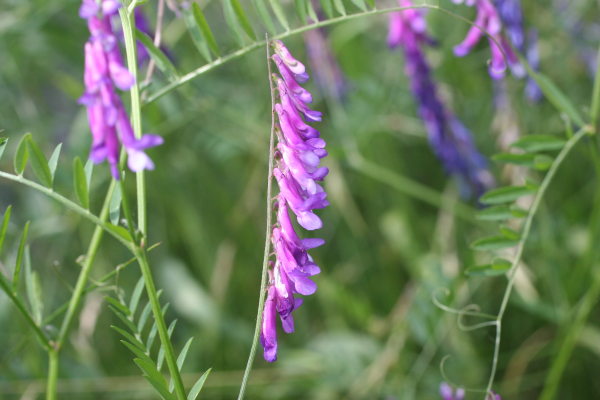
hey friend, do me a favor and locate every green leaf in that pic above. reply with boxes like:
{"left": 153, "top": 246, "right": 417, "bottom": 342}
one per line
{"left": 136, "top": 29, "right": 179, "bottom": 82}
{"left": 349, "top": 0, "right": 367, "bottom": 11}
{"left": 109, "top": 182, "right": 122, "bottom": 225}
{"left": 138, "top": 300, "right": 153, "bottom": 333}
{"left": 142, "top": 375, "right": 176, "bottom": 400}
{"left": 146, "top": 299, "right": 167, "bottom": 351}
{"left": 73, "top": 157, "right": 89, "bottom": 209}
{"left": 191, "top": 2, "right": 220, "bottom": 57}
{"left": 525, "top": 177, "right": 540, "bottom": 191}
{"left": 222, "top": 0, "right": 245, "bottom": 47}
{"left": 511, "top": 135, "right": 567, "bottom": 153}
{"left": 187, "top": 368, "right": 212, "bottom": 400}
{"left": 500, "top": 225, "right": 521, "bottom": 240}
{"left": 269, "top": 0, "right": 289, "bottom": 30}
{"left": 319, "top": 0, "right": 334, "bottom": 18}
{"left": 129, "top": 276, "right": 145, "bottom": 316}
{"left": 26, "top": 137, "right": 53, "bottom": 188}
{"left": 476, "top": 205, "right": 512, "bottom": 221}
{"left": 529, "top": 71, "right": 585, "bottom": 127}
{"left": 14, "top": 133, "right": 30, "bottom": 175}
{"left": 364, "top": 0, "right": 375, "bottom": 8}
{"left": 105, "top": 297, "right": 131, "bottom": 316}
{"left": 24, "top": 246, "right": 43, "bottom": 324}
{"left": 0, "top": 137, "right": 8, "bottom": 161}
{"left": 465, "top": 260, "right": 511, "bottom": 277}
{"left": 294, "top": 0, "right": 307, "bottom": 25}
{"left": 0, "top": 205, "right": 11, "bottom": 259}
{"left": 492, "top": 153, "right": 536, "bottom": 168}
{"left": 534, "top": 155, "right": 554, "bottom": 171}
{"left": 135, "top": 358, "right": 169, "bottom": 392}
{"left": 306, "top": 0, "right": 318, "bottom": 22}
{"left": 479, "top": 186, "right": 536, "bottom": 205}
{"left": 121, "top": 340, "right": 155, "bottom": 367}
{"left": 231, "top": 0, "right": 256, "bottom": 40}
{"left": 170, "top": 337, "right": 194, "bottom": 392}
{"left": 157, "top": 319, "right": 177, "bottom": 371}
{"left": 105, "top": 223, "right": 134, "bottom": 243}
{"left": 13, "top": 221, "right": 30, "bottom": 294}
{"left": 84, "top": 159, "right": 93, "bottom": 191}
{"left": 333, "top": 0, "right": 346, "bottom": 15}
{"left": 112, "top": 326, "right": 146, "bottom": 352}
{"left": 182, "top": 5, "right": 212, "bottom": 62}
{"left": 252, "top": 0, "right": 276, "bottom": 35}
{"left": 470, "top": 235, "right": 520, "bottom": 251}
{"left": 108, "top": 306, "right": 138, "bottom": 334}
{"left": 48, "top": 143, "right": 62, "bottom": 181}
{"left": 509, "top": 205, "right": 528, "bottom": 218}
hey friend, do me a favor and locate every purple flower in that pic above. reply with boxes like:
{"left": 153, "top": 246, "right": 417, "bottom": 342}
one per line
{"left": 439, "top": 382, "right": 465, "bottom": 400}
{"left": 525, "top": 29, "right": 543, "bottom": 103}
{"left": 303, "top": 25, "right": 347, "bottom": 100}
{"left": 493, "top": 0, "right": 524, "bottom": 51}
{"left": 79, "top": 0, "right": 162, "bottom": 179}
{"left": 452, "top": 0, "right": 525, "bottom": 79}
{"left": 259, "top": 40, "right": 327, "bottom": 362}
{"left": 388, "top": 0, "right": 494, "bottom": 198}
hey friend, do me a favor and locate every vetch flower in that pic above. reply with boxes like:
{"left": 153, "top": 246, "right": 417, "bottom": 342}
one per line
{"left": 259, "top": 40, "right": 328, "bottom": 362}
{"left": 388, "top": 0, "right": 494, "bottom": 198}
{"left": 525, "top": 29, "right": 543, "bottom": 103}
{"left": 439, "top": 382, "right": 465, "bottom": 400}
{"left": 79, "top": 0, "right": 163, "bottom": 179}
{"left": 493, "top": 0, "right": 524, "bottom": 51}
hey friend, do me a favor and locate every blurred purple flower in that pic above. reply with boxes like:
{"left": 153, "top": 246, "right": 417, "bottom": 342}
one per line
{"left": 79, "top": 0, "right": 163, "bottom": 179}
{"left": 303, "top": 26, "right": 346, "bottom": 100}
{"left": 525, "top": 29, "right": 543, "bottom": 103}
{"left": 259, "top": 40, "right": 327, "bottom": 362}
{"left": 388, "top": 0, "right": 494, "bottom": 198}
{"left": 440, "top": 382, "right": 465, "bottom": 400}
{"left": 493, "top": 0, "right": 524, "bottom": 51}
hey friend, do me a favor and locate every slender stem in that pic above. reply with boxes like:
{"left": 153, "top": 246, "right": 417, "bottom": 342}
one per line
{"left": 237, "top": 38, "right": 277, "bottom": 400}
{"left": 590, "top": 41, "right": 600, "bottom": 129}
{"left": 46, "top": 350, "right": 59, "bottom": 400}
{"left": 484, "top": 128, "right": 588, "bottom": 396}
{"left": 144, "top": 4, "right": 504, "bottom": 105}
{"left": 56, "top": 180, "right": 117, "bottom": 350}
{"left": 121, "top": 7, "right": 186, "bottom": 400}
{"left": 0, "top": 171, "right": 133, "bottom": 249}
{"left": 119, "top": 178, "right": 138, "bottom": 243}
{"left": 143, "top": 0, "right": 165, "bottom": 89}
{"left": 135, "top": 249, "right": 186, "bottom": 400}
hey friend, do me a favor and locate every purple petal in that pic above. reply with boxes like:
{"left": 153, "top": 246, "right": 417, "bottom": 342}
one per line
{"left": 302, "top": 238, "right": 325, "bottom": 249}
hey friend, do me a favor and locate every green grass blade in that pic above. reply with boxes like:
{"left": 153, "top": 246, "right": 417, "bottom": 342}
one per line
{"left": 222, "top": 0, "right": 245, "bottom": 47}
{"left": 269, "top": 0, "right": 289, "bottom": 30}
{"left": 0, "top": 206, "right": 11, "bottom": 259}
{"left": 252, "top": 0, "right": 276, "bottom": 36}
{"left": 13, "top": 222, "right": 30, "bottom": 294}
{"left": 177, "top": 337, "right": 194, "bottom": 370}
{"left": 231, "top": 0, "right": 256, "bottom": 40}
{"left": 48, "top": 143, "right": 62, "bottom": 181}
{"left": 73, "top": 157, "right": 89, "bottom": 209}
{"left": 129, "top": 276, "right": 145, "bottom": 316}
{"left": 187, "top": 368, "right": 212, "bottom": 400}
{"left": 26, "top": 137, "right": 53, "bottom": 188}
{"left": 14, "top": 133, "right": 30, "bottom": 176}
{"left": 191, "top": 2, "right": 220, "bottom": 57}
{"left": 136, "top": 29, "right": 179, "bottom": 81}
{"left": 294, "top": 0, "right": 307, "bottom": 25}
{"left": 182, "top": 5, "right": 213, "bottom": 62}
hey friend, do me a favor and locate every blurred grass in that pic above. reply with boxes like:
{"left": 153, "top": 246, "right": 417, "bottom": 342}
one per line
{"left": 1, "top": 0, "right": 600, "bottom": 399}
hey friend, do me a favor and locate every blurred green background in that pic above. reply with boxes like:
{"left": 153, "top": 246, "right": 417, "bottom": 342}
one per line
{"left": 1, "top": 0, "right": 600, "bottom": 398}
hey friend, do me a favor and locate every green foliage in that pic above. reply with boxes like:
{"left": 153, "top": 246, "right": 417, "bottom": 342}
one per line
{"left": 26, "top": 136, "right": 53, "bottom": 188}
{"left": 136, "top": 29, "right": 179, "bottom": 81}
{"left": 73, "top": 156, "right": 89, "bottom": 209}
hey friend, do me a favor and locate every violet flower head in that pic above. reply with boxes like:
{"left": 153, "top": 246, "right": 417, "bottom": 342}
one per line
{"left": 303, "top": 27, "right": 347, "bottom": 100}
{"left": 452, "top": 0, "right": 525, "bottom": 80}
{"left": 525, "top": 29, "right": 543, "bottom": 103}
{"left": 259, "top": 40, "right": 327, "bottom": 362}
{"left": 493, "top": 0, "right": 524, "bottom": 51}
{"left": 79, "top": 0, "right": 162, "bottom": 179}
{"left": 388, "top": 0, "right": 494, "bottom": 198}
{"left": 440, "top": 382, "right": 465, "bottom": 400}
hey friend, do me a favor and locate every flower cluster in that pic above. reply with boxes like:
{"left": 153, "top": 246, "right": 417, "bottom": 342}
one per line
{"left": 388, "top": 0, "right": 494, "bottom": 198}
{"left": 260, "top": 40, "right": 328, "bottom": 362}
{"left": 79, "top": 0, "right": 163, "bottom": 179}
{"left": 439, "top": 382, "right": 502, "bottom": 400}
{"left": 451, "top": 0, "right": 525, "bottom": 80}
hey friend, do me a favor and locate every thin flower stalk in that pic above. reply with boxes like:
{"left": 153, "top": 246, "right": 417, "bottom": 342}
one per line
{"left": 260, "top": 39, "right": 328, "bottom": 362}
{"left": 388, "top": 0, "right": 494, "bottom": 198}
{"left": 79, "top": 0, "right": 163, "bottom": 179}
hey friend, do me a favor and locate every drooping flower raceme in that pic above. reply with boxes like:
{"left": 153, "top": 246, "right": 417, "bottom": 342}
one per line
{"left": 79, "top": 0, "right": 163, "bottom": 179}
{"left": 260, "top": 40, "right": 328, "bottom": 362}
{"left": 451, "top": 0, "right": 525, "bottom": 80}
{"left": 388, "top": 0, "right": 494, "bottom": 198}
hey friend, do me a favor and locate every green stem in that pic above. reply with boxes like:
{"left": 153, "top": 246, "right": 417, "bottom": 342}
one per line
{"left": 237, "top": 39, "right": 277, "bottom": 400}
{"left": 120, "top": 7, "right": 186, "bottom": 400}
{"left": 485, "top": 128, "right": 588, "bottom": 396}
{"left": 46, "top": 350, "right": 59, "bottom": 400}
{"left": 539, "top": 265, "right": 600, "bottom": 400}
{"left": 589, "top": 41, "right": 600, "bottom": 129}
{"left": 144, "top": 4, "right": 504, "bottom": 105}
{"left": 0, "top": 171, "right": 132, "bottom": 249}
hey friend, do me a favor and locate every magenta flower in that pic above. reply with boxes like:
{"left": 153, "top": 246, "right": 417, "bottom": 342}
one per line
{"left": 259, "top": 40, "right": 328, "bottom": 362}
{"left": 79, "top": 0, "right": 162, "bottom": 179}
{"left": 440, "top": 382, "right": 465, "bottom": 400}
